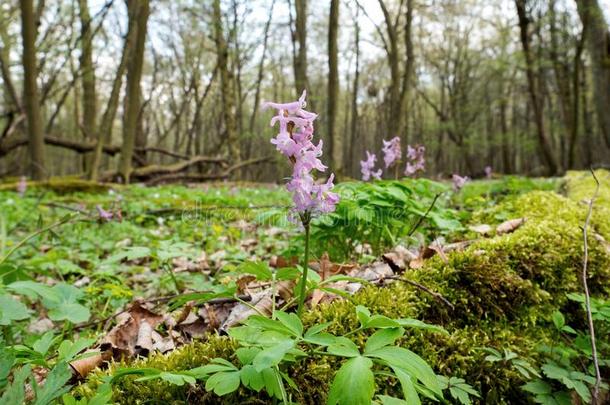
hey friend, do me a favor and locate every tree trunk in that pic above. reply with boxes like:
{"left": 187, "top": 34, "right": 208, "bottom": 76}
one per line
{"left": 515, "top": 0, "right": 560, "bottom": 175}
{"left": 118, "top": 0, "right": 149, "bottom": 183}
{"left": 349, "top": 6, "right": 360, "bottom": 177}
{"left": 327, "top": 0, "right": 340, "bottom": 173}
{"left": 213, "top": 0, "right": 240, "bottom": 161}
{"left": 78, "top": 0, "right": 96, "bottom": 172}
{"left": 293, "top": 0, "right": 309, "bottom": 96}
{"left": 19, "top": 0, "right": 46, "bottom": 180}
{"left": 575, "top": 0, "right": 610, "bottom": 148}
{"left": 89, "top": 3, "right": 136, "bottom": 181}
{"left": 399, "top": 0, "right": 415, "bottom": 140}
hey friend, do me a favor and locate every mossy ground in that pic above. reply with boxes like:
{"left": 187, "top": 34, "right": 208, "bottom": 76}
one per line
{"left": 78, "top": 171, "right": 610, "bottom": 404}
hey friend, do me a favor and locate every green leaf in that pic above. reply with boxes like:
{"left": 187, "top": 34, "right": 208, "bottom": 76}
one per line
{"left": 276, "top": 267, "right": 300, "bottom": 281}
{"left": 393, "top": 368, "right": 421, "bottom": 405}
{"left": 0, "top": 294, "right": 30, "bottom": 325}
{"left": 365, "top": 315, "right": 400, "bottom": 329}
{"left": 275, "top": 311, "right": 303, "bottom": 337}
{"left": 32, "top": 332, "right": 57, "bottom": 356}
{"left": 235, "top": 347, "right": 260, "bottom": 365}
{"left": 252, "top": 340, "right": 294, "bottom": 372}
{"left": 32, "top": 362, "right": 72, "bottom": 405}
{"left": 57, "top": 338, "right": 96, "bottom": 362}
{"left": 327, "top": 337, "right": 360, "bottom": 358}
{"left": 44, "top": 284, "right": 90, "bottom": 323}
{"left": 551, "top": 311, "right": 565, "bottom": 330}
{"left": 395, "top": 318, "right": 448, "bottom": 335}
{"left": 240, "top": 365, "right": 265, "bottom": 391}
{"left": 522, "top": 380, "right": 552, "bottom": 395}
{"left": 327, "top": 356, "right": 375, "bottom": 405}
{"left": 377, "top": 395, "right": 407, "bottom": 405}
{"left": 366, "top": 346, "right": 442, "bottom": 397}
{"left": 205, "top": 371, "right": 241, "bottom": 396}
{"left": 304, "top": 322, "right": 331, "bottom": 337}
{"left": 364, "top": 328, "right": 404, "bottom": 354}
{"left": 245, "top": 315, "right": 293, "bottom": 336}
{"left": 261, "top": 368, "right": 283, "bottom": 399}
{"left": 7, "top": 281, "right": 60, "bottom": 302}
{"left": 235, "top": 261, "right": 272, "bottom": 280}
{"left": 159, "top": 372, "right": 196, "bottom": 386}
{"left": 0, "top": 364, "right": 30, "bottom": 404}
{"left": 356, "top": 305, "right": 371, "bottom": 327}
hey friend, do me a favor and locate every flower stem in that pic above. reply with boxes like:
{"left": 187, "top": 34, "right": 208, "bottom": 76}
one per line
{"left": 297, "top": 218, "right": 311, "bottom": 317}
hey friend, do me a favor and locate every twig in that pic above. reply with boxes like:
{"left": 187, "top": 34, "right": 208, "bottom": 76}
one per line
{"left": 582, "top": 169, "right": 601, "bottom": 404}
{"left": 384, "top": 275, "right": 455, "bottom": 310}
{"left": 407, "top": 192, "right": 444, "bottom": 237}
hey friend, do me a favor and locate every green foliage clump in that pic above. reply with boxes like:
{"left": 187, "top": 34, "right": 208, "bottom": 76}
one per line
{"left": 78, "top": 183, "right": 610, "bottom": 404}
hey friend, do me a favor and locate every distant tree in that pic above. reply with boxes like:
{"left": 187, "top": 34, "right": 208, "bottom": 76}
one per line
{"left": 118, "top": 0, "right": 150, "bottom": 183}
{"left": 19, "top": 0, "right": 46, "bottom": 179}
{"left": 327, "top": 0, "right": 341, "bottom": 173}
{"left": 575, "top": 0, "right": 610, "bottom": 148}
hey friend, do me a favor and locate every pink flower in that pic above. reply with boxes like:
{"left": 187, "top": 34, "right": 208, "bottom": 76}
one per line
{"left": 17, "top": 176, "right": 27, "bottom": 196}
{"left": 96, "top": 205, "right": 113, "bottom": 221}
{"left": 360, "top": 151, "right": 382, "bottom": 181}
{"left": 382, "top": 136, "right": 402, "bottom": 168}
{"left": 452, "top": 174, "right": 469, "bottom": 191}
{"left": 485, "top": 166, "right": 492, "bottom": 179}
{"left": 264, "top": 91, "right": 339, "bottom": 215}
{"left": 404, "top": 145, "right": 425, "bottom": 176}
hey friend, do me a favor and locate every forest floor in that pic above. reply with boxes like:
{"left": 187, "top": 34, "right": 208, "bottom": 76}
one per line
{"left": 0, "top": 171, "right": 609, "bottom": 404}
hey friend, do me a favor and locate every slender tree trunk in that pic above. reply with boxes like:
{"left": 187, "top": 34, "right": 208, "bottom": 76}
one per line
{"left": 89, "top": 6, "right": 135, "bottom": 181}
{"left": 249, "top": 0, "right": 275, "bottom": 133}
{"left": 78, "top": 0, "right": 96, "bottom": 172}
{"left": 349, "top": 7, "right": 360, "bottom": 177}
{"left": 118, "top": 0, "right": 149, "bottom": 183}
{"left": 515, "top": 0, "right": 560, "bottom": 175}
{"left": 213, "top": 0, "right": 240, "bottom": 160}
{"left": 327, "top": 0, "right": 340, "bottom": 174}
{"left": 399, "top": 0, "right": 415, "bottom": 140}
{"left": 575, "top": 0, "right": 610, "bottom": 148}
{"left": 20, "top": 0, "right": 46, "bottom": 180}
{"left": 293, "top": 0, "right": 309, "bottom": 96}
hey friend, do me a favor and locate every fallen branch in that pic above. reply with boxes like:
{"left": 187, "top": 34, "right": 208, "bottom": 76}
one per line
{"left": 145, "top": 156, "right": 274, "bottom": 185}
{"left": 383, "top": 275, "right": 455, "bottom": 310}
{"left": 582, "top": 169, "right": 602, "bottom": 404}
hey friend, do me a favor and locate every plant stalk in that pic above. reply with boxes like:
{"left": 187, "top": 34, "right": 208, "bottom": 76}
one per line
{"left": 297, "top": 217, "right": 311, "bottom": 317}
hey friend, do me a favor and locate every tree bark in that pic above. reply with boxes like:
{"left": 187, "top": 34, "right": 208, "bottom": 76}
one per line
{"left": 349, "top": 6, "right": 361, "bottom": 177}
{"left": 118, "top": 0, "right": 149, "bottom": 183}
{"left": 19, "top": 0, "right": 46, "bottom": 180}
{"left": 78, "top": 0, "right": 96, "bottom": 172}
{"left": 213, "top": 0, "right": 240, "bottom": 160}
{"left": 575, "top": 0, "right": 610, "bottom": 148}
{"left": 293, "top": 0, "right": 309, "bottom": 96}
{"left": 515, "top": 0, "right": 560, "bottom": 174}
{"left": 327, "top": 0, "right": 341, "bottom": 173}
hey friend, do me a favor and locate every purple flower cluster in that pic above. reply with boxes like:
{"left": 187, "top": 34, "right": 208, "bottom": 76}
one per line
{"left": 96, "top": 205, "right": 113, "bottom": 221}
{"left": 263, "top": 91, "right": 339, "bottom": 215}
{"left": 360, "top": 151, "right": 382, "bottom": 181}
{"left": 452, "top": 174, "right": 469, "bottom": 191}
{"left": 404, "top": 145, "right": 425, "bottom": 176}
{"left": 17, "top": 176, "right": 27, "bottom": 197}
{"left": 382, "top": 136, "right": 402, "bottom": 168}
{"left": 485, "top": 166, "right": 493, "bottom": 179}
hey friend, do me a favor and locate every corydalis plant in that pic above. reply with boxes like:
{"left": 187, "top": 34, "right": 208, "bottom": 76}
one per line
{"left": 360, "top": 151, "right": 382, "bottom": 181}
{"left": 382, "top": 136, "right": 401, "bottom": 169}
{"left": 404, "top": 144, "right": 425, "bottom": 176}
{"left": 263, "top": 90, "right": 339, "bottom": 315}
{"left": 452, "top": 174, "right": 469, "bottom": 191}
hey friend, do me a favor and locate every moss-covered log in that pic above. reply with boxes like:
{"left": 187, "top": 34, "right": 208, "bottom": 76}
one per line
{"left": 78, "top": 171, "right": 610, "bottom": 404}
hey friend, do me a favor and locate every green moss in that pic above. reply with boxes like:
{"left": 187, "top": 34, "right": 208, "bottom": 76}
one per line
{"left": 0, "top": 177, "right": 111, "bottom": 194}
{"left": 77, "top": 175, "right": 610, "bottom": 404}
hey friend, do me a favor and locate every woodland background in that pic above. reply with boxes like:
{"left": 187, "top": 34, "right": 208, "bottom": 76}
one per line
{"left": 1, "top": 0, "right": 610, "bottom": 183}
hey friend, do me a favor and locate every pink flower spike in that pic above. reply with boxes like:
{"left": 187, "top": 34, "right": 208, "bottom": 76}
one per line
{"left": 382, "top": 136, "right": 402, "bottom": 169}
{"left": 96, "top": 205, "right": 113, "bottom": 221}
{"left": 452, "top": 174, "right": 469, "bottom": 191}
{"left": 17, "top": 176, "right": 27, "bottom": 197}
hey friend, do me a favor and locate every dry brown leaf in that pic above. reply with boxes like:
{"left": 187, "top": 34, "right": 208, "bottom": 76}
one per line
{"left": 383, "top": 245, "right": 418, "bottom": 272}
{"left": 469, "top": 224, "right": 493, "bottom": 235}
{"left": 236, "top": 275, "right": 257, "bottom": 294}
{"left": 70, "top": 351, "right": 108, "bottom": 378}
{"left": 220, "top": 290, "right": 273, "bottom": 331}
{"left": 135, "top": 321, "right": 153, "bottom": 357}
{"left": 496, "top": 218, "right": 526, "bottom": 234}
